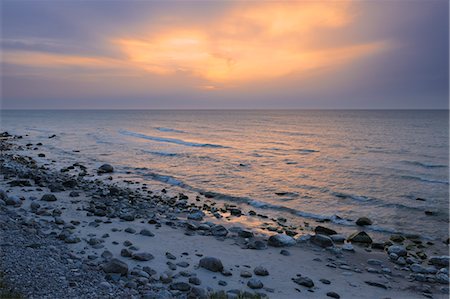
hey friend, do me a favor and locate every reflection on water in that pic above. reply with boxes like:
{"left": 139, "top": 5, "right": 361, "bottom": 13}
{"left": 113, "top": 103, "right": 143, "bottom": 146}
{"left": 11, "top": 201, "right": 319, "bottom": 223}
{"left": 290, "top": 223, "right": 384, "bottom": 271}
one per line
{"left": 1, "top": 110, "right": 448, "bottom": 240}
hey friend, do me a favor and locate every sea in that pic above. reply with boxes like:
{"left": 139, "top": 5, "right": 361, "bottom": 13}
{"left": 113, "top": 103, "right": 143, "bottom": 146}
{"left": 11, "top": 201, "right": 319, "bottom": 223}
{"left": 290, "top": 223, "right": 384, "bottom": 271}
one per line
{"left": 1, "top": 110, "right": 448, "bottom": 241}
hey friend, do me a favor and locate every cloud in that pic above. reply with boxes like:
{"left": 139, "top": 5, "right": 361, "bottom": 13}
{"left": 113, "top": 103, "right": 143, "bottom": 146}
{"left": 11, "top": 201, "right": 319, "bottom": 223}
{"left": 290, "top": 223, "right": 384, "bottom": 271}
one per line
{"left": 2, "top": 1, "right": 389, "bottom": 89}
{"left": 114, "top": 1, "right": 389, "bottom": 86}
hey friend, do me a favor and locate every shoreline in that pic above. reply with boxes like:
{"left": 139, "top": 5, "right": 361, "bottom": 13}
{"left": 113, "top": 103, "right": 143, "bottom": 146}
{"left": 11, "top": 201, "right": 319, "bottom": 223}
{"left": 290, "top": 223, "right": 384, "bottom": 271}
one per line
{"left": 0, "top": 133, "right": 448, "bottom": 298}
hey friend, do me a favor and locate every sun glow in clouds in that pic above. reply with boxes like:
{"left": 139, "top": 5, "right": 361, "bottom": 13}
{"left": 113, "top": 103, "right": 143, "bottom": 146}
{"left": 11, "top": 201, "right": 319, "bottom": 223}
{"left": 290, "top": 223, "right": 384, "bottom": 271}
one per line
{"left": 114, "top": 1, "right": 388, "bottom": 86}
{"left": 1, "top": 1, "right": 391, "bottom": 90}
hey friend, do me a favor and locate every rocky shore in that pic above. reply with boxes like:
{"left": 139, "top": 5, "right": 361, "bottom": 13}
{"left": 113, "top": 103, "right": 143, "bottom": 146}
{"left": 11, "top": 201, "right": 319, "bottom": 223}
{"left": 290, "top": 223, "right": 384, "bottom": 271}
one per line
{"left": 0, "top": 132, "right": 448, "bottom": 298}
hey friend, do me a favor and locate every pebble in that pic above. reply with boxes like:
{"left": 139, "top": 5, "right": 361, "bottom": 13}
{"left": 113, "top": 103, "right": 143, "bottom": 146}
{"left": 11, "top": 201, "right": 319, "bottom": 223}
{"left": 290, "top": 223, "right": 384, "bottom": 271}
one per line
{"left": 293, "top": 276, "right": 314, "bottom": 288}
{"left": 139, "top": 229, "right": 154, "bottom": 237}
{"left": 326, "top": 291, "right": 340, "bottom": 298}
{"left": 254, "top": 266, "right": 269, "bottom": 276}
{"left": 131, "top": 252, "right": 154, "bottom": 261}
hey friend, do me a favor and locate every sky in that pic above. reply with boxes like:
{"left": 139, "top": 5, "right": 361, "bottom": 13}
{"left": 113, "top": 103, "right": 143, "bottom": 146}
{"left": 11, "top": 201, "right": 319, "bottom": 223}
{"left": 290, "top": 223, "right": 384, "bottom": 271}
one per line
{"left": 1, "top": 0, "right": 448, "bottom": 109}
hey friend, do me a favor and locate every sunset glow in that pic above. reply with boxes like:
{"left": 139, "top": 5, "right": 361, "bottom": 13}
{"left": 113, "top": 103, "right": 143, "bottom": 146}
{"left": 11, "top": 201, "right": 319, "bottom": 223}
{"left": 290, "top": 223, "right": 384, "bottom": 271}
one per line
{"left": 1, "top": 0, "right": 448, "bottom": 109}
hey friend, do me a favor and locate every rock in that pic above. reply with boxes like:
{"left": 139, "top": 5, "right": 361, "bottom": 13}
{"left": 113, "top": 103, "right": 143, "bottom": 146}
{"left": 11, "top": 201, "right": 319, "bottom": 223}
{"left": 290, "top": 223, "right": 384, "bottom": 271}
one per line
{"left": 268, "top": 234, "right": 296, "bottom": 247}
{"left": 314, "top": 226, "right": 337, "bottom": 236}
{"left": 98, "top": 164, "right": 114, "bottom": 173}
{"left": 312, "top": 234, "right": 334, "bottom": 248}
{"left": 364, "top": 281, "right": 388, "bottom": 289}
{"left": 187, "top": 210, "right": 204, "bottom": 221}
{"left": 64, "top": 235, "right": 81, "bottom": 243}
{"left": 177, "top": 261, "right": 189, "bottom": 268}
{"left": 5, "top": 195, "right": 21, "bottom": 206}
{"left": 170, "top": 282, "right": 191, "bottom": 292}
{"left": 247, "top": 239, "right": 267, "bottom": 250}
{"left": 120, "top": 248, "right": 133, "bottom": 257}
{"left": 280, "top": 249, "right": 291, "bottom": 256}
{"left": 410, "top": 264, "right": 428, "bottom": 274}
{"left": 429, "top": 256, "right": 450, "bottom": 267}
{"left": 218, "top": 280, "right": 227, "bottom": 286}
{"left": 293, "top": 276, "right": 314, "bottom": 288}
{"left": 330, "top": 234, "right": 346, "bottom": 243}
{"left": 211, "top": 225, "right": 228, "bottom": 237}
{"left": 327, "top": 292, "right": 340, "bottom": 298}
{"left": 102, "top": 258, "right": 128, "bottom": 276}
{"left": 247, "top": 278, "right": 263, "bottom": 289}
{"left": 238, "top": 230, "right": 254, "bottom": 238}
{"left": 320, "top": 278, "right": 331, "bottom": 284}
{"left": 132, "top": 252, "right": 154, "bottom": 261}
{"left": 30, "top": 202, "right": 40, "bottom": 211}
{"left": 387, "top": 245, "right": 407, "bottom": 257}
{"left": 119, "top": 213, "right": 135, "bottom": 221}
{"left": 41, "top": 194, "right": 57, "bottom": 202}
{"left": 124, "top": 227, "right": 136, "bottom": 234}
{"left": 140, "top": 229, "right": 154, "bottom": 237}
{"left": 347, "top": 231, "right": 372, "bottom": 244}
{"left": 189, "top": 287, "right": 207, "bottom": 299}
{"left": 165, "top": 252, "right": 176, "bottom": 260}
{"left": 240, "top": 271, "right": 252, "bottom": 278}
{"left": 189, "top": 276, "right": 201, "bottom": 285}
{"left": 199, "top": 257, "right": 223, "bottom": 272}
{"left": 356, "top": 217, "right": 372, "bottom": 226}
{"left": 390, "top": 234, "right": 405, "bottom": 243}
{"left": 254, "top": 266, "right": 269, "bottom": 276}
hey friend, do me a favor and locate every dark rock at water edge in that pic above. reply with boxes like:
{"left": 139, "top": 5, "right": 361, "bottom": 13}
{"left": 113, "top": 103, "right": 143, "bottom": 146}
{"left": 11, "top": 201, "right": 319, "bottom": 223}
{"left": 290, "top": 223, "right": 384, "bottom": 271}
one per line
{"left": 356, "top": 217, "right": 372, "bottom": 226}
{"left": 347, "top": 231, "right": 372, "bottom": 244}
{"left": 314, "top": 226, "right": 337, "bottom": 236}
{"left": 98, "top": 164, "right": 114, "bottom": 173}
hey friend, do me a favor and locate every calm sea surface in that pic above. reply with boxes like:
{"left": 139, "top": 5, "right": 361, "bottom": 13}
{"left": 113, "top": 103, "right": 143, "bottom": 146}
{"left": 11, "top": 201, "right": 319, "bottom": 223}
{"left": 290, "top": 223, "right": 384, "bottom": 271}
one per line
{"left": 1, "top": 110, "right": 448, "bottom": 240}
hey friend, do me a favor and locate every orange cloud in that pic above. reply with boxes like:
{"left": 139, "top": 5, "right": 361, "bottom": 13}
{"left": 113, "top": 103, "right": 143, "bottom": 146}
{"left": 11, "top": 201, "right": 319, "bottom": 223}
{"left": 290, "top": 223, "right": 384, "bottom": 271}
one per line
{"left": 3, "top": 1, "right": 389, "bottom": 89}
{"left": 114, "top": 1, "right": 388, "bottom": 86}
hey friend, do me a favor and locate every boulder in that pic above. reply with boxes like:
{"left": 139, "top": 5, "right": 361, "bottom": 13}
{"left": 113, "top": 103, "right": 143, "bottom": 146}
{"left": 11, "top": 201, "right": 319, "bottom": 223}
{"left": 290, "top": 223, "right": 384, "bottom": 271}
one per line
{"left": 102, "top": 258, "right": 128, "bottom": 276}
{"left": 211, "top": 225, "right": 228, "bottom": 237}
{"left": 254, "top": 266, "right": 269, "bottom": 276}
{"left": 247, "top": 278, "right": 263, "bottom": 289}
{"left": 356, "top": 217, "right": 372, "bottom": 226}
{"left": 199, "top": 257, "right": 223, "bottom": 272}
{"left": 132, "top": 252, "right": 154, "bottom": 261}
{"left": 293, "top": 276, "right": 314, "bottom": 288}
{"left": 268, "top": 234, "right": 296, "bottom": 247}
{"left": 41, "top": 194, "right": 57, "bottom": 202}
{"left": 314, "top": 226, "right": 337, "bottom": 236}
{"left": 387, "top": 245, "right": 407, "bottom": 257}
{"left": 347, "top": 231, "right": 372, "bottom": 244}
{"left": 98, "top": 164, "right": 114, "bottom": 173}
{"left": 312, "top": 234, "right": 334, "bottom": 248}
{"left": 429, "top": 256, "right": 450, "bottom": 267}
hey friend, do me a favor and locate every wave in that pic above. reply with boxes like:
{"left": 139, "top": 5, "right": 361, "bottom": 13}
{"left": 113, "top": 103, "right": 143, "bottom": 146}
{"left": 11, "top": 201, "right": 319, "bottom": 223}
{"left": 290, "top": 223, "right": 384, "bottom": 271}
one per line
{"left": 131, "top": 167, "right": 407, "bottom": 235}
{"left": 142, "top": 150, "right": 180, "bottom": 157}
{"left": 298, "top": 149, "right": 320, "bottom": 153}
{"left": 333, "top": 192, "right": 374, "bottom": 202}
{"left": 400, "top": 175, "right": 449, "bottom": 185}
{"left": 118, "top": 130, "right": 228, "bottom": 148}
{"left": 401, "top": 160, "right": 448, "bottom": 169}
{"left": 156, "top": 127, "right": 185, "bottom": 134}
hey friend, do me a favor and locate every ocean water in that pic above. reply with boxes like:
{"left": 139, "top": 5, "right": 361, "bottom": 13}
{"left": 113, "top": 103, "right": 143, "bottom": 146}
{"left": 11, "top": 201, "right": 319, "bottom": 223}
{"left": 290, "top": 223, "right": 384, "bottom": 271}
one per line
{"left": 1, "top": 110, "right": 448, "bottom": 240}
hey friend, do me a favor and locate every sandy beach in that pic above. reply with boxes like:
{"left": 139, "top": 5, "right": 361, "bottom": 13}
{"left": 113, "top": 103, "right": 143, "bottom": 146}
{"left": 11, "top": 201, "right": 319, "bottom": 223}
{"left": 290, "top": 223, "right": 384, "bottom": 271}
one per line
{"left": 0, "top": 132, "right": 448, "bottom": 299}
